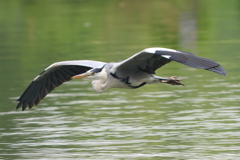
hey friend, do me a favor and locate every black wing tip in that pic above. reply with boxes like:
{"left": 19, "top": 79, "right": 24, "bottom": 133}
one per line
{"left": 214, "top": 68, "right": 227, "bottom": 76}
{"left": 16, "top": 100, "right": 34, "bottom": 111}
{"left": 16, "top": 105, "right": 33, "bottom": 111}
{"left": 221, "top": 71, "right": 227, "bottom": 76}
{"left": 206, "top": 65, "right": 227, "bottom": 76}
{"left": 217, "top": 71, "right": 227, "bottom": 76}
{"left": 222, "top": 67, "right": 228, "bottom": 76}
{"left": 16, "top": 100, "right": 21, "bottom": 109}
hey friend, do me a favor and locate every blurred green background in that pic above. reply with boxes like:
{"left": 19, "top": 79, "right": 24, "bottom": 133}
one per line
{"left": 0, "top": 0, "right": 239, "bottom": 159}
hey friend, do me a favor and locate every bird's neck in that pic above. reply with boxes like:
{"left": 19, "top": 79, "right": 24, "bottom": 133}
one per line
{"left": 91, "top": 69, "right": 108, "bottom": 93}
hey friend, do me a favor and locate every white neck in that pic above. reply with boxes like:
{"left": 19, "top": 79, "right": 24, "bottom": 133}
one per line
{"left": 91, "top": 68, "right": 108, "bottom": 93}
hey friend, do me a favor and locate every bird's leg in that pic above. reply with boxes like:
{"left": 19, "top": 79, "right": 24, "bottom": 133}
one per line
{"left": 150, "top": 75, "right": 184, "bottom": 86}
{"left": 160, "top": 76, "right": 184, "bottom": 86}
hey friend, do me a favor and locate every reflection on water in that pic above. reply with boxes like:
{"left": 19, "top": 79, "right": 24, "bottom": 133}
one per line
{"left": 1, "top": 0, "right": 240, "bottom": 159}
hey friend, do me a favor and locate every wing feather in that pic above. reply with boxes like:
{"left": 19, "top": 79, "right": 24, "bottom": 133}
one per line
{"left": 16, "top": 60, "right": 105, "bottom": 110}
{"left": 154, "top": 49, "right": 227, "bottom": 76}
{"left": 113, "top": 48, "right": 227, "bottom": 76}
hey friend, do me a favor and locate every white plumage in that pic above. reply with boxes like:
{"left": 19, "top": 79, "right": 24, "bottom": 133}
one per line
{"left": 16, "top": 47, "right": 227, "bottom": 110}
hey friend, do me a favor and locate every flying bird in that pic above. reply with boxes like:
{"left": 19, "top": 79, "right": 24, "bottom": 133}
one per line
{"left": 16, "top": 47, "right": 227, "bottom": 110}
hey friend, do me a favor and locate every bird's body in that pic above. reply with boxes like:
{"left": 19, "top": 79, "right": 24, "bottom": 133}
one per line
{"left": 16, "top": 47, "right": 227, "bottom": 110}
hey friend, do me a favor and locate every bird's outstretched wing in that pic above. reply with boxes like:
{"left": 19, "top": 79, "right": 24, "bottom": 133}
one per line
{"left": 113, "top": 47, "right": 227, "bottom": 76}
{"left": 16, "top": 60, "right": 105, "bottom": 111}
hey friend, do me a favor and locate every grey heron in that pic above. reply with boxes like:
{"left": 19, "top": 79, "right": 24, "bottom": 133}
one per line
{"left": 16, "top": 47, "right": 227, "bottom": 111}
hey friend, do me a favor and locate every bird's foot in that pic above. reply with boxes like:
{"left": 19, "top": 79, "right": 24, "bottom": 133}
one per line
{"left": 161, "top": 76, "right": 184, "bottom": 86}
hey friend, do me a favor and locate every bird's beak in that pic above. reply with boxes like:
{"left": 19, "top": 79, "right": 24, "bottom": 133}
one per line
{"left": 72, "top": 72, "right": 93, "bottom": 79}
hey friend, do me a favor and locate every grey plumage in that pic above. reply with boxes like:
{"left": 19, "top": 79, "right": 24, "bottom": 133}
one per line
{"left": 16, "top": 48, "right": 227, "bottom": 110}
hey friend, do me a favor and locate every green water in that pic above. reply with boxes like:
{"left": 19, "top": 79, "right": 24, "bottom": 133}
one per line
{"left": 0, "top": 0, "right": 240, "bottom": 159}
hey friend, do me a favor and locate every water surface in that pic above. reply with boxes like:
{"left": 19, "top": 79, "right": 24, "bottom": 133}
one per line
{"left": 0, "top": 0, "right": 240, "bottom": 159}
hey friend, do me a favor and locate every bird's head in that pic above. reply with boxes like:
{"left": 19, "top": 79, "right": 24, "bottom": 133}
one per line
{"left": 72, "top": 68, "right": 103, "bottom": 80}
